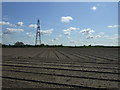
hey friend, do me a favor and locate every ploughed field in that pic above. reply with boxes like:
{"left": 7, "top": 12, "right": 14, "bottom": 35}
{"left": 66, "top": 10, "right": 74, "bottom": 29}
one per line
{"left": 2, "top": 48, "right": 119, "bottom": 89}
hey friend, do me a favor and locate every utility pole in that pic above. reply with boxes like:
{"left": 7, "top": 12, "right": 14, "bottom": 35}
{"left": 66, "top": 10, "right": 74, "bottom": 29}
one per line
{"left": 35, "top": 19, "right": 41, "bottom": 45}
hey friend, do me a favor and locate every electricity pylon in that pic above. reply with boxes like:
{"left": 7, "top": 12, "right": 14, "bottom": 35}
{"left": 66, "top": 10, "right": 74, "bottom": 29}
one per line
{"left": 35, "top": 19, "right": 41, "bottom": 45}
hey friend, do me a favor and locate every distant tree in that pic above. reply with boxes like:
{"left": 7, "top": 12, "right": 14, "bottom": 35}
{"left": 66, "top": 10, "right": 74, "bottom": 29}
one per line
{"left": 0, "top": 43, "right": 2, "bottom": 47}
{"left": 60, "top": 44, "right": 63, "bottom": 47}
{"left": 45, "top": 44, "right": 48, "bottom": 47}
{"left": 89, "top": 45, "right": 91, "bottom": 47}
{"left": 83, "top": 45, "right": 86, "bottom": 47}
{"left": 14, "top": 41, "right": 24, "bottom": 47}
{"left": 40, "top": 44, "right": 45, "bottom": 47}
{"left": 8, "top": 44, "right": 11, "bottom": 47}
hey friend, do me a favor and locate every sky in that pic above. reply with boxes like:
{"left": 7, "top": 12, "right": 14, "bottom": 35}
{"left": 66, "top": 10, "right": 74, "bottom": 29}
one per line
{"left": 1, "top": 2, "right": 119, "bottom": 46}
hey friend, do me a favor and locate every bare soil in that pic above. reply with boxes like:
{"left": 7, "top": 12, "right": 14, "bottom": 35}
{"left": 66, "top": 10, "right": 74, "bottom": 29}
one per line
{"left": 2, "top": 48, "right": 119, "bottom": 89}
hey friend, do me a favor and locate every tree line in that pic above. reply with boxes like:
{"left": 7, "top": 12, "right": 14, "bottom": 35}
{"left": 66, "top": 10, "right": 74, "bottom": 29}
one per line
{"left": 1, "top": 41, "right": 119, "bottom": 48}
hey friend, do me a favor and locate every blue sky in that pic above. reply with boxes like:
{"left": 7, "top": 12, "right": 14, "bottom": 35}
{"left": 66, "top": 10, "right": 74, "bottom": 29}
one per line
{"left": 1, "top": 2, "right": 118, "bottom": 46}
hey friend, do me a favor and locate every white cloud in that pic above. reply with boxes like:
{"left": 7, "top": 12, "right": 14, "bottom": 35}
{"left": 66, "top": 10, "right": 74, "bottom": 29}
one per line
{"left": 86, "top": 36, "right": 94, "bottom": 39}
{"left": 67, "top": 36, "right": 70, "bottom": 39}
{"left": 29, "top": 24, "right": 37, "bottom": 28}
{"left": 86, "top": 32, "right": 105, "bottom": 39}
{"left": 64, "top": 27, "right": 79, "bottom": 32}
{"left": 63, "top": 27, "right": 80, "bottom": 36}
{"left": 51, "top": 34, "right": 62, "bottom": 43}
{"left": 26, "top": 32, "right": 31, "bottom": 35}
{"left": 64, "top": 31, "right": 71, "bottom": 35}
{"left": 4, "top": 28, "right": 24, "bottom": 34}
{"left": 91, "top": 6, "right": 97, "bottom": 11}
{"left": 86, "top": 34, "right": 103, "bottom": 39}
{"left": 95, "top": 35, "right": 101, "bottom": 38}
{"left": 26, "top": 32, "right": 35, "bottom": 38}
{"left": 94, "top": 33, "right": 119, "bottom": 40}
{"left": 80, "top": 28, "right": 95, "bottom": 35}
{"left": 94, "top": 32, "right": 105, "bottom": 38}
{"left": 6, "top": 28, "right": 24, "bottom": 32}
{"left": 0, "top": 21, "right": 24, "bottom": 27}
{"left": 80, "top": 29, "right": 103, "bottom": 39}
{"left": 61, "top": 16, "right": 73, "bottom": 23}
{"left": 54, "top": 38, "right": 59, "bottom": 41}
{"left": 40, "top": 29, "right": 54, "bottom": 35}
{"left": 107, "top": 25, "right": 114, "bottom": 28}
{"left": 107, "top": 25, "right": 120, "bottom": 28}
{"left": 0, "top": 21, "right": 10, "bottom": 25}
{"left": 51, "top": 40, "right": 54, "bottom": 42}
{"left": 16, "top": 22, "right": 24, "bottom": 26}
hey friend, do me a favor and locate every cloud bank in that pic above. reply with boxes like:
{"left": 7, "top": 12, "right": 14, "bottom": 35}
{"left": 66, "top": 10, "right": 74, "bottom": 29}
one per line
{"left": 0, "top": 21, "right": 10, "bottom": 25}
{"left": 63, "top": 27, "right": 80, "bottom": 35}
{"left": 40, "top": 29, "right": 54, "bottom": 35}
{"left": 3, "top": 28, "right": 24, "bottom": 34}
{"left": 29, "top": 24, "right": 38, "bottom": 28}
{"left": 16, "top": 22, "right": 24, "bottom": 26}
{"left": 80, "top": 28, "right": 95, "bottom": 35}
{"left": 107, "top": 25, "right": 120, "bottom": 28}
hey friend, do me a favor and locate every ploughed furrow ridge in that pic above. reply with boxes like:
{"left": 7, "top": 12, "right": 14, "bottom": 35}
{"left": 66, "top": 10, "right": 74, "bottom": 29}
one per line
{"left": 2, "top": 48, "right": 119, "bottom": 89}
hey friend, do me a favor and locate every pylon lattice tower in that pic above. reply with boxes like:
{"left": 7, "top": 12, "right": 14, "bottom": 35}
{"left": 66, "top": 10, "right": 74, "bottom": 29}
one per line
{"left": 35, "top": 19, "right": 41, "bottom": 45}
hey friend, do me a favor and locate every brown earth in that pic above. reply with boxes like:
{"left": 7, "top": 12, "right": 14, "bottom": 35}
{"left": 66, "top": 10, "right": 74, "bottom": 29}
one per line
{"left": 2, "top": 48, "right": 119, "bottom": 89}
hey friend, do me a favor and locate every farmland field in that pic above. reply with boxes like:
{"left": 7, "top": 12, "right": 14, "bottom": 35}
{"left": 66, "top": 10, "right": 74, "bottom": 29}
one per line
{"left": 2, "top": 48, "right": 119, "bottom": 89}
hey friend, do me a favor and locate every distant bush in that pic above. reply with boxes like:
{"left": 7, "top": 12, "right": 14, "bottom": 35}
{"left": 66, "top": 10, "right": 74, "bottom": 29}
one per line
{"left": 14, "top": 41, "right": 24, "bottom": 47}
